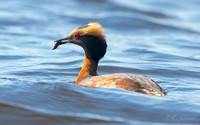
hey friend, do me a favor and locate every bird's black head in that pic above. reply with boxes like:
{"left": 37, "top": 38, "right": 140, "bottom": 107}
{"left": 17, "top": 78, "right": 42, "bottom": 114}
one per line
{"left": 52, "top": 22, "right": 107, "bottom": 62}
{"left": 74, "top": 35, "right": 107, "bottom": 61}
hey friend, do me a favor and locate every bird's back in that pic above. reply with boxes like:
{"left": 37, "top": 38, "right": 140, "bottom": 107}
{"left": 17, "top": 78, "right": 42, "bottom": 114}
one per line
{"left": 77, "top": 73, "right": 166, "bottom": 96}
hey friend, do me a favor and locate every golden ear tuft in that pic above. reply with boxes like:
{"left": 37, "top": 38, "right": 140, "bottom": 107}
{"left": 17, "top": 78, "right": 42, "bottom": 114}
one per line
{"left": 75, "top": 22, "right": 105, "bottom": 41}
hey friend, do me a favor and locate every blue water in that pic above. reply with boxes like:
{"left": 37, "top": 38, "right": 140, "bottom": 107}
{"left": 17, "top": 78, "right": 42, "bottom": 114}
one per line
{"left": 0, "top": 0, "right": 200, "bottom": 124}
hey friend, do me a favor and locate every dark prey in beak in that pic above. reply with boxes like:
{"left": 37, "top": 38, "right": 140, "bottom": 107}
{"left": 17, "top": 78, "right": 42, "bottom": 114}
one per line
{"left": 52, "top": 38, "right": 69, "bottom": 50}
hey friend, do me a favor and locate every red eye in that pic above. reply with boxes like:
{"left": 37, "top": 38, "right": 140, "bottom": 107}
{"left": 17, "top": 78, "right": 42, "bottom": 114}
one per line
{"left": 75, "top": 33, "right": 80, "bottom": 38}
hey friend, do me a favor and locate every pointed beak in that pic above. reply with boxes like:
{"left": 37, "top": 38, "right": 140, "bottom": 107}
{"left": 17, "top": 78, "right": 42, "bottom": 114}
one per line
{"left": 52, "top": 37, "right": 71, "bottom": 50}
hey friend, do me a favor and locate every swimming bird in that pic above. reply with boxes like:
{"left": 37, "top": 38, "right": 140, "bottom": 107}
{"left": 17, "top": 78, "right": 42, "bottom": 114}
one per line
{"left": 52, "top": 22, "right": 166, "bottom": 96}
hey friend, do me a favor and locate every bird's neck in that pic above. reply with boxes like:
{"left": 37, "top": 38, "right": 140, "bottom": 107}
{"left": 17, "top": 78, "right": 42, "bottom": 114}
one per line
{"left": 75, "top": 56, "right": 98, "bottom": 85}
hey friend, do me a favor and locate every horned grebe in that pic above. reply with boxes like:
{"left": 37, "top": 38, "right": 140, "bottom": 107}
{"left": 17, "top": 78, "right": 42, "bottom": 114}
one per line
{"left": 52, "top": 22, "right": 166, "bottom": 96}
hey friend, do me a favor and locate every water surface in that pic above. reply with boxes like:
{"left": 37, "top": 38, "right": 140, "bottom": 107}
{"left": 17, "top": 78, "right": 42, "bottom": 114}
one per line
{"left": 0, "top": 0, "right": 200, "bottom": 124}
